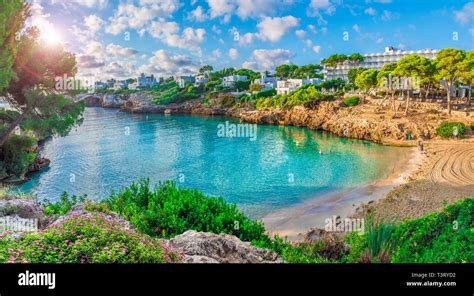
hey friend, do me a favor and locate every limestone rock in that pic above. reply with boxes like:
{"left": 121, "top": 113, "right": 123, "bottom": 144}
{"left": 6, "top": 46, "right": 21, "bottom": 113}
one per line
{"left": 0, "top": 198, "right": 49, "bottom": 229}
{"left": 169, "top": 230, "right": 283, "bottom": 263}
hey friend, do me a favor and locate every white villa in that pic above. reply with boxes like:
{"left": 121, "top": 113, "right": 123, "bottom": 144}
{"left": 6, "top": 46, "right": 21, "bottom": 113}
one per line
{"left": 175, "top": 76, "right": 195, "bottom": 88}
{"left": 137, "top": 73, "right": 159, "bottom": 88}
{"left": 222, "top": 75, "right": 248, "bottom": 87}
{"left": 324, "top": 46, "right": 440, "bottom": 82}
{"left": 194, "top": 74, "right": 208, "bottom": 86}
{"left": 113, "top": 81, "right": 128, "bottom": 90}
{"left": 276, "top": 78, "right": 322, "bottom": 95}
{"left": 128, "top": 82, "right": 139, "bottom": 90}
{"left": 254, "top": 73, "right": 277, "bottom": 90}
{"left": 94, "top": 81, "right": 108, "bottom": 89}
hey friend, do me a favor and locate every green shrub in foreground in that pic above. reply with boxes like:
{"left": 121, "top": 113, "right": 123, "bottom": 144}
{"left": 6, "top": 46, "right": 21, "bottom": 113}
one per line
{"left": 342, "top": 96, "right": 360, "bottom": 107}
{"left": 436, "top": 121, "right": 465, "bottom": 139}
{"left": 391, "top": 198, "right": 473, "bottom": 263}
{"left": 0, "top": 212, "right": 180, "bottom": 263}
{"left": 43, "top": 192, "right": 86, "bottom": 216}
{"left": 365, "top": 217, "right": 396, "bottom": 263}
{"left": 102, "top": 179, "right": 270, "bottom": 243}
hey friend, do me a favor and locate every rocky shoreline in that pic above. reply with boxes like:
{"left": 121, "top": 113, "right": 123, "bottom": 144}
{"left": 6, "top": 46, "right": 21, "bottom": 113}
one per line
{"left": 82, "top": 92, "right": 472, "bottom": 147}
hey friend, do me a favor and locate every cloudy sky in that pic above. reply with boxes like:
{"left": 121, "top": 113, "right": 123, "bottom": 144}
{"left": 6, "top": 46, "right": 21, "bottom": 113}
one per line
{"left": 29, "top": 0, "right": 474, "bottom": 80}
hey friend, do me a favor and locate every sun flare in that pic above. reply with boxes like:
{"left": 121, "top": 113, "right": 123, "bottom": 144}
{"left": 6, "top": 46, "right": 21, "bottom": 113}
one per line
{"left": 41, "top": 28, "right": 62, "bottom": 46}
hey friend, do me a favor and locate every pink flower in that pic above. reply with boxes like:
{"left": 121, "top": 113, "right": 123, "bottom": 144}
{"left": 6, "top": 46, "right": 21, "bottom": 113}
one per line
{"left": 75, "top": 242, "right": 81, "bottom": 246}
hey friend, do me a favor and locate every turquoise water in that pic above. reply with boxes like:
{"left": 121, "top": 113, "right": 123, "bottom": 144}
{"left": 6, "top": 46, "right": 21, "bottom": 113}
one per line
{"left": 17, "top": 108, "right": 405, "bottom": 218}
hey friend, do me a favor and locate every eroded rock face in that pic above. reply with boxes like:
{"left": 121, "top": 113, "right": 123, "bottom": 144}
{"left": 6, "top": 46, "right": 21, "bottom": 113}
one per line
{"left": 169, "top": 230, "right": 283, "bottom": 264}
{"left": 0, "top": 198, "right": 49, "bottom": 228}
{"left": 239, "top": 101, "right": 441, "bottom": 145}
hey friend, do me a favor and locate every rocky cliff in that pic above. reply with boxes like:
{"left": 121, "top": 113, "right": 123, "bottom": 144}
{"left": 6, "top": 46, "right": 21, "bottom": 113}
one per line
{"left": 238, "top": 99, "right": 446, "bottom": 145}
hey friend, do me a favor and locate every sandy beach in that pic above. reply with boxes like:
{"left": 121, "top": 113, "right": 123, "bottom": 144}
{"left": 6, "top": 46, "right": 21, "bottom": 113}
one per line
{"left": 262, "top": 146, "right": 421, "bottom": 240}
{"left": 352, "top": 139, "right": 474, "bottom": 222}
{"left": 263, "top": 137, "right": 474, "bottom": 240}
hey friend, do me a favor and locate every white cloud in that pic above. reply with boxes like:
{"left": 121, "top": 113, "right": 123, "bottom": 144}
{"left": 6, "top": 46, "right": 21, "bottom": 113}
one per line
{"left": 212, "top": 49, "right": 222, "bottom": 58}
{"left": 206, "top": 0, "right": 295, "bottom": 21}
{"left": 138, "top": 49, "right": 199, "bottom": 76}
{"left": 307, "top": 24, "right": 317, "bottom": 33}
{"left": 63, "top": 0, "right": 108, "bottom": 9}
{"left": 84, "top": 15, "right": 105, "bottom": 36}
{"left": 212, "top": 25, "right": 222, "bottom": 34}
{"left": 256, "top": 16, "right": 300, "bottom": 42}
{"left": 105, "top": 43, "right": 138, "bottom": 57}
{"left": 228, "top": 48, "right": 239, "bottom": 59}
{"left": 295, "top": 29, "right": 307, "bottom": 39}
{"left": 364, "top": 7, "right": 376, "bottom": 15}
{"left": 235, "top": 0, "right": 295, "bottom": 19}
{"left": 352, "top": 24, "right": 361, "bottom": 33}
{"left": 454, "top": 2, "right": 474, "bottom": 25}
{"left": 106, "top": 1, "right": 182, "bottom": 35}
{"left": 242, "top": 49, "right": 295, "bottom": 71}
{"left": 381, "top": 10, "right": 400, "bottom": 21}
{"left": 77, "top": 54, "right": 105, "bottom": 69}
{"left": 208, "top": 0, "right": 235, "bottom": 21}
{"left": 189, "top": 5, "right": 208, "bottom": 22}
{"left": 307, "top": 0, "right": 336, "bottom": 17}
{"left": 147, "top": 20, "right": 206, "bottom": 52}
{"left": 312, "top": 45, "right": 321, "bottom": 54}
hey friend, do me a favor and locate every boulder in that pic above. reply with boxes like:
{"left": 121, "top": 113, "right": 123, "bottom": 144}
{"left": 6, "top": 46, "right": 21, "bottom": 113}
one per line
{"left": 169, "top": 230, "right": 283, "bottom": 263}
{"left": 0, "top": 198, "right": 49, "bottom": 228}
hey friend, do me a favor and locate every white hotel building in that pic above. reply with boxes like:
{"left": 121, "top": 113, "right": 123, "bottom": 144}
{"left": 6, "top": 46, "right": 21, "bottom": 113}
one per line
{"left": 323, "top": 46, "right": 440, "bottom": 82}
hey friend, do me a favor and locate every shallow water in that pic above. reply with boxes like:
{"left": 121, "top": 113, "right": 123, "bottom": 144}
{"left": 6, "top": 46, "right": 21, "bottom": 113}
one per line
{"left": 16, "top": 108, "right": 406, "bottom": 218}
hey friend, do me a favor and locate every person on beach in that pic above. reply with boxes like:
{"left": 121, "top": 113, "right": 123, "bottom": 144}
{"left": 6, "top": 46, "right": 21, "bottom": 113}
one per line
{"left": 453, "top": 127, "right": 459, "bottom": 139}
{"left": 417, "top": 139, "right": 424, "bottom": 153}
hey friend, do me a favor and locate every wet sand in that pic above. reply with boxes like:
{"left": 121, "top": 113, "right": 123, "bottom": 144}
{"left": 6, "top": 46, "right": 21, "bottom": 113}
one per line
{"left": 262, "top": 147, "right": 421, "bottom": 240}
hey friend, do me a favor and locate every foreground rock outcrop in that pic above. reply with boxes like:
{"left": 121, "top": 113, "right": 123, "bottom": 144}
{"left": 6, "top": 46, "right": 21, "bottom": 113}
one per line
{"left": 1, "top": 199, "right": 282, "bottom": 264}
{"left": 170, "top": 230, "right": 282, "bottom": 263}
{"left": 0, "top": 198, "right": 47, "bottom": 224}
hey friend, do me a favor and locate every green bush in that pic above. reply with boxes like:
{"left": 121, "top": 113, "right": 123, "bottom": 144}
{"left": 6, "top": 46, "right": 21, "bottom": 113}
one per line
{"left": 254, "top": 237, "right": 329, "bottom": 263}
{"left": 436, "top": 122, "right": 465, "bottom": 139}
{"left": 43, "top": 192, "right": 87, "bottom": 216}
{"left": 391, "top": 198, "right": 473, "bottom": 263}
{"left": 343, "top": 96, "right": 360, "bottom": 107}
{"left": 470, "top": 122, "right": 474, "bottom": 131}
{"left": 102, "top": 179, "right": 270, "bottom": 243}
{"left": 0, "top": 212, "right": 180, "bottom": 263}
{"left": 342, "top": 232, "right": 367, "bottom": 263}
{"left": 249, "top": 89, "right": 276, "bottom": 101}
{"left": 1, "top": 134, "right": 37, "bottom": 177}
{"left": 365, "top": 217, "right": 396, "bottom": 263}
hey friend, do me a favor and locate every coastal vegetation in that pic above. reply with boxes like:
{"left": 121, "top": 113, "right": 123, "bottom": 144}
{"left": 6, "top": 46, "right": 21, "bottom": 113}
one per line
{"left": 342, "top": 96, "right": 360, "bottom": 107}
{"left": 436, "top": 122, "right": 466, "bottom": 139}
{"left": 3, "top": 181, "right": 470, "bottom": 264}
{"left": 0, "top": 212, "right": 181, "bottom": 263}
